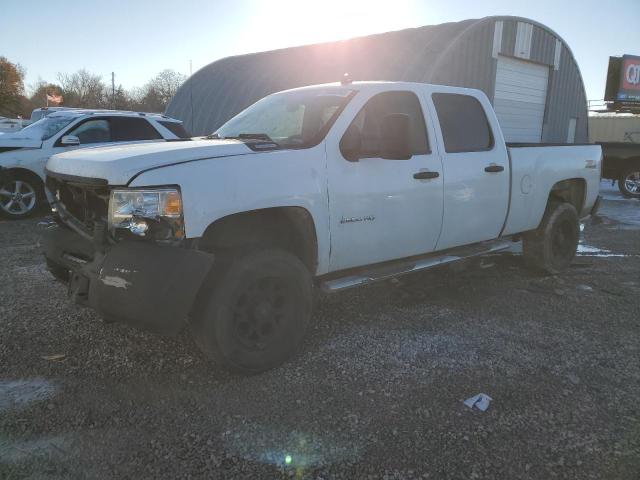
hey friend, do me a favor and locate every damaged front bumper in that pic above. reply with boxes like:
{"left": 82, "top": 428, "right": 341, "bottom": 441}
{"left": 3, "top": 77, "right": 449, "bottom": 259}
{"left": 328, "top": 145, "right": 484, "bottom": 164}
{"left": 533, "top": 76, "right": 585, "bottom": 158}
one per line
{"left": 43, "top": 225, "right": 214, "bottom": 334}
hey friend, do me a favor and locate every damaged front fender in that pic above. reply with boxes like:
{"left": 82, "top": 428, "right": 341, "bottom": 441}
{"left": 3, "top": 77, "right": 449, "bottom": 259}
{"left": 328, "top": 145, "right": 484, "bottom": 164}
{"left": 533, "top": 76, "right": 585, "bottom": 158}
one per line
{"left": 43, "top": 226, "right": 214, "bottom": 335}
{"left": 89, "top": 241, "right": 214, "bottom": 334}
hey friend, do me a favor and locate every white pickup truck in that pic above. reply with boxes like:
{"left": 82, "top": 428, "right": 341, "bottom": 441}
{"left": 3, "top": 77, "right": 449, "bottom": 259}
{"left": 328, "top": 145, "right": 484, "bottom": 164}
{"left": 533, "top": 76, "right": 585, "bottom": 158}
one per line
{"left": 43, "top": 81, "right": 602, "bottom": 373}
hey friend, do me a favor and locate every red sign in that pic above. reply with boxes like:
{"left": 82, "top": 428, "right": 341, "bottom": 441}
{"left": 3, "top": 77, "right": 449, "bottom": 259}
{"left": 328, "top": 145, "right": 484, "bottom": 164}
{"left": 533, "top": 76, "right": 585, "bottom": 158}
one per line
{"left": 621, "top": 56, "right": 640, "bottom": 91}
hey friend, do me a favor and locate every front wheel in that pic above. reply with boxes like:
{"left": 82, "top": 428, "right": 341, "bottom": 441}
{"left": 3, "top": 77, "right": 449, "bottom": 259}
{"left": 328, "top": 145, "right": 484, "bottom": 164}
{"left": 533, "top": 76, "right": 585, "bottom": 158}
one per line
{"left": 0, "top": 173, "right": 44, "bottom": 220}
{"left": 191, "top": 248, "right": 313, "bottom": 374}
{"left": 618, "top": 167, "right": 640, "bottom": 199}
{"left": 523, "top": 202, "right": 579, "bottom": 274}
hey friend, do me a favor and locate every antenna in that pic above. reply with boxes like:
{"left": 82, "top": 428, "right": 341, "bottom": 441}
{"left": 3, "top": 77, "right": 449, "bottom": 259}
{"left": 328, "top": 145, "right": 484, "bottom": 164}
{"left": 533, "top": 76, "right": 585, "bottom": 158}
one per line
{"left": 111, "top": 72, "right": 115, "bottom": 109}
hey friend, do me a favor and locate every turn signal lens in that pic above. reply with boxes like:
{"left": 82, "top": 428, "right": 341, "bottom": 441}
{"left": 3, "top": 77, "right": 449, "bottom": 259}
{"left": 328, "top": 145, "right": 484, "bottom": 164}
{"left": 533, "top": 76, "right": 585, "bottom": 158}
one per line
{"left": 163, "top": 191, "right": 182, "bottom": 217}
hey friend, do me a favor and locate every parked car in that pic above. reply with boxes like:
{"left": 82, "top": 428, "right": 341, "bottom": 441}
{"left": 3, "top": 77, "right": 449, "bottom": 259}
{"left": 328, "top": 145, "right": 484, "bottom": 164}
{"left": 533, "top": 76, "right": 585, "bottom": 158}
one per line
{"left": 43, "top": 81, "right": 601, "bottom": 373}
{"left": 0, "top": 109, "right": 190, "bottom": 219}
{"left": 0, "top": 116, "right": 25, "bottom": 133}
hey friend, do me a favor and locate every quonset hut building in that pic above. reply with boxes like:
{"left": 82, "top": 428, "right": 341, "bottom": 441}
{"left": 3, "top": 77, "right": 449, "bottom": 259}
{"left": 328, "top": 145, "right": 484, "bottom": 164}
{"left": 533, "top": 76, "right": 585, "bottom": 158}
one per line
{"left": 167, "top": 16, "right": 588, "bottom": 143}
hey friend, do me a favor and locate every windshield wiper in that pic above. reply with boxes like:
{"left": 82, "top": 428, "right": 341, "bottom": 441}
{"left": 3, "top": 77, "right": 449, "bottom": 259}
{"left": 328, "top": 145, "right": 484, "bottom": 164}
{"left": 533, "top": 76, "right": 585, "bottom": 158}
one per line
{"left": 237, "top": 133, "right": 275, "bottom": 142}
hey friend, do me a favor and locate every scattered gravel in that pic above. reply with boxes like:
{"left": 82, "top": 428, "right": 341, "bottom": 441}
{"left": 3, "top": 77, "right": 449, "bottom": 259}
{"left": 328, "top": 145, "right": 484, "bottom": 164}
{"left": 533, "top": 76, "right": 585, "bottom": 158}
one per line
{"left": 1, "top": 187, "right": 639, "bottom": 479}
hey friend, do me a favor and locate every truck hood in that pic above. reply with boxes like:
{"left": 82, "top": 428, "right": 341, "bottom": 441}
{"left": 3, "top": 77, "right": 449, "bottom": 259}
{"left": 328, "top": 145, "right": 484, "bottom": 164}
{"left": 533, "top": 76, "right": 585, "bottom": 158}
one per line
{"left": 0, "top": 137, "right": 42, "bottom": 149}
{"left": 46, "top": 139, "right": 255, "bottom": 185}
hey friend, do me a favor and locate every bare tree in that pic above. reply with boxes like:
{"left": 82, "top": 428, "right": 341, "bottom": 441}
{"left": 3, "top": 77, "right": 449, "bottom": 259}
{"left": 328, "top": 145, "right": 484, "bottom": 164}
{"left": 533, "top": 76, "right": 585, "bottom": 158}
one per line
{"left": 144, "top": 69, "right": 186, "bottom": 110}
{"left": 57, "top": 69, "right": 106, "bottom": 108}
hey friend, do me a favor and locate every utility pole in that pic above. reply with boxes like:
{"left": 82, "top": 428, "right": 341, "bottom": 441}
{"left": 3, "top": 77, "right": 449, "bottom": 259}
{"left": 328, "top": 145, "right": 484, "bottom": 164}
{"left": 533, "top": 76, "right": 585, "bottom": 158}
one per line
{"left": 111, "top": 72, "right": 115, "bottom": 110}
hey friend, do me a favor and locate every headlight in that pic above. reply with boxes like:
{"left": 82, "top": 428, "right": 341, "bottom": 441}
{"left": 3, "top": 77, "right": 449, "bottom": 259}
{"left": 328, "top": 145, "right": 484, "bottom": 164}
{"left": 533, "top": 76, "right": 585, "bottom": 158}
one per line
{"left": 108, "top": 188, "right": 184, "bottom": 240}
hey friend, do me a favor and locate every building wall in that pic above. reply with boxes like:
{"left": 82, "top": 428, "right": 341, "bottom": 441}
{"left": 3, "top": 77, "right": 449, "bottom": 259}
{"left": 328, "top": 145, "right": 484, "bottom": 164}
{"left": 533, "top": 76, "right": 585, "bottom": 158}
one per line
{"left": 428, "top": 18, "right": 588, "bottom": 143}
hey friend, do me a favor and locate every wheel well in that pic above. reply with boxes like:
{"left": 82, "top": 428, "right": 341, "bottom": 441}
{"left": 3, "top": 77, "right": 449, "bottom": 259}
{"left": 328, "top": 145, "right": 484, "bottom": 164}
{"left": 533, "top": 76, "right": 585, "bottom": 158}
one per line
{"left": 2, "top": 168, "right": 44, "bottom": 188}
{"left": 199, "top": 207, "right": 318, "bottom": 274}
{"left": 548, "top": 178, "right": 586, "bottom": 213}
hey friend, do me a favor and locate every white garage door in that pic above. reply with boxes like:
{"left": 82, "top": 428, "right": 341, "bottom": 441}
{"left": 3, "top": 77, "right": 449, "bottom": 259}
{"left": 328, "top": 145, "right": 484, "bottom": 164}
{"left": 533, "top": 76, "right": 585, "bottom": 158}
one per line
{"left": 494, "top": 56, "right": 549, "bottom": 143}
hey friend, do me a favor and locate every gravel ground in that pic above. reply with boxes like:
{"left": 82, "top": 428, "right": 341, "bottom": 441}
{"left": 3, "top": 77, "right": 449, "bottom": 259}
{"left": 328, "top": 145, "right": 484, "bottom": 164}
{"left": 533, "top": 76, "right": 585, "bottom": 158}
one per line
{"left": 1, "top": 182, "right": 639, "bottom": 479}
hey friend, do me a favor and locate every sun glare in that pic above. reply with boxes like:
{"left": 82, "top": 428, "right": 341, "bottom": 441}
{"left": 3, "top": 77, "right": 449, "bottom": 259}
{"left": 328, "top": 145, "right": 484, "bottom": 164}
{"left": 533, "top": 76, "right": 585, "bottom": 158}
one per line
{"left": 240, "top": 0, "right": 423, "bottom": 52}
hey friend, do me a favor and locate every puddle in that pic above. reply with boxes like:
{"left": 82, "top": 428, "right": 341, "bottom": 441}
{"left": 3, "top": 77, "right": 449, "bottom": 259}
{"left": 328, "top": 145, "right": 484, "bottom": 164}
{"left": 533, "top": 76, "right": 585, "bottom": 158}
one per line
{"left": 576, "top": 244, "right": 629, "bottom": 258}
{"left": 223, "top": 423, "right": 361, "bottom": 469}
{"left": 0, "top": 378, "right": 57, "bottom": 413}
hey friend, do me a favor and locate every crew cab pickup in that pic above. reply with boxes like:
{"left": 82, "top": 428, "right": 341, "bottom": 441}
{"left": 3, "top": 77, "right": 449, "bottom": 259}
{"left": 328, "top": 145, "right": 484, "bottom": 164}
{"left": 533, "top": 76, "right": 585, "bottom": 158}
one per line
{"left": 43, "top": 81, "right": 602, "bottom": 373}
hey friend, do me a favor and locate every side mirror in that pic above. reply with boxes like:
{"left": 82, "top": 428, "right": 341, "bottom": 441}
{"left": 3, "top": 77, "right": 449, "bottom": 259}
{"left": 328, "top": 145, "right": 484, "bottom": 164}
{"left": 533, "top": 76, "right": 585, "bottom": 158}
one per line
{"left": 339, "top": 124, "right": 362, "bottom": 162}
{"left": 380, "top": 114, "right": 412, "bottom": 160}
{"left": 60, "top": 135, "right": 80, "bottom": 146}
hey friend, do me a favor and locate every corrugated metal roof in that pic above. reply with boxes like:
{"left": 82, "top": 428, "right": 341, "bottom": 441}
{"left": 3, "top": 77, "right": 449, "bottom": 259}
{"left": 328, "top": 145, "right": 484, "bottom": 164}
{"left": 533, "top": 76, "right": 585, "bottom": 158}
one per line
{"left": 167, "top": 19, "right": 480, "bottom": 135}
{"left": 167, "top": 15, "right": 587, "bottom": 143}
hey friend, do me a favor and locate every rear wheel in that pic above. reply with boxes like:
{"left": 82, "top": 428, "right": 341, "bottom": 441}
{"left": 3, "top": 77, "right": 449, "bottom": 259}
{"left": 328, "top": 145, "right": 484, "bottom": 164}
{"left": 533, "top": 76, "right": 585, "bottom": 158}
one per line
{"left": 618, "top": 167, "right": 640, "bottom": 199}
{"left": 0, "top": 172, "right": 45, "bottom": 220}
{"left": 191, "top": 248, "right": 313, "bottom": 374}
{"left": 523, "top": 202, "right": 579, "bottom": 274}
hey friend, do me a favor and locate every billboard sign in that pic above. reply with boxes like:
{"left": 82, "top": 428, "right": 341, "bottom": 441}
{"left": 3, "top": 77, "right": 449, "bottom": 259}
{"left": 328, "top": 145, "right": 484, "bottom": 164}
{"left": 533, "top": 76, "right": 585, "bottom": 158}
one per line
{"left": 605, "top": 54, "right": 640, "bottom": 103}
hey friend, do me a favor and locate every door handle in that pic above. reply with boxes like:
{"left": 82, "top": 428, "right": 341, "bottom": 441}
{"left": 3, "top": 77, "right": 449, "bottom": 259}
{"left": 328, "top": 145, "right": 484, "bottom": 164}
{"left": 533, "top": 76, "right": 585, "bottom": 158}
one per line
{"left": 484, "top": 164, "right": 504, "bottom": 173}
{"left": 413, "top": 171, "right": 440, "bottom": 180}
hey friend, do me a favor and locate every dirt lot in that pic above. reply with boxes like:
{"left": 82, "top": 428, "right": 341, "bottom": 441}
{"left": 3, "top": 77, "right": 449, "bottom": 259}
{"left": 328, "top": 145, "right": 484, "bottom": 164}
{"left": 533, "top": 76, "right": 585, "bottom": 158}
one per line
{"left": 1, "top": 182, "right": 639, "bottom": 479}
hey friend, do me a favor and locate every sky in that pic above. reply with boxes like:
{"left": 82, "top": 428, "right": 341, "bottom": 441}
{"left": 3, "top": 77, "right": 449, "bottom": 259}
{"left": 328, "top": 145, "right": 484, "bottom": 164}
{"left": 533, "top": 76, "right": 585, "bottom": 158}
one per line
{"left": 1, "top": 0, "right": 638, "bottom": 101}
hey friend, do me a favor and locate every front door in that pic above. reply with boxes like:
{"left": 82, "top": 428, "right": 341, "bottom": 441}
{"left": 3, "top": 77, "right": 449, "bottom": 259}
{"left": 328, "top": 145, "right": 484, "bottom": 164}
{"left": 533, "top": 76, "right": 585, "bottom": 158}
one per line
{"left": 326, "top": 88, "right": 444, "bottom": 272}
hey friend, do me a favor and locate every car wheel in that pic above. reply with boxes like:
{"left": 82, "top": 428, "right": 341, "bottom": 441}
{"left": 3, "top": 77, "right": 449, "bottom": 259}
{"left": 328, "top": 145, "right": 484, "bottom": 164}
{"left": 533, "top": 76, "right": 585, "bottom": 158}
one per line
{"left": 523, "top": 202, "right": 579, "bottom": 274}
{"left": 0, "top": 173, "right": 44, "bottom": 220}
{"left": 191, "top": 248, "right": 313, "bottom": 374}
{"left": 618, "top": 167, "right": 640, "bottom": 199}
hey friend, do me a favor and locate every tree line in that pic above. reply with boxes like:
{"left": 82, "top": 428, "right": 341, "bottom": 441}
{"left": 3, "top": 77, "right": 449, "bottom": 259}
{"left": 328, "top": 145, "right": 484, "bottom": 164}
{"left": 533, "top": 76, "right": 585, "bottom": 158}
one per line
{"left": 0, "top": 56, "right": 186, "bottom": 119}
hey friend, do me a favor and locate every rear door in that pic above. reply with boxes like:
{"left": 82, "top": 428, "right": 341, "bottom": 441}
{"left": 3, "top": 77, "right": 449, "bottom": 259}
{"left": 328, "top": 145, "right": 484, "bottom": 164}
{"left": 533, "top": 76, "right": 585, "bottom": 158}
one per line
{"left": 430, "top": 91, "right": 510, "bottom": 250}
{"left": 111, "top": 117, "right": 164, "bottom": 143}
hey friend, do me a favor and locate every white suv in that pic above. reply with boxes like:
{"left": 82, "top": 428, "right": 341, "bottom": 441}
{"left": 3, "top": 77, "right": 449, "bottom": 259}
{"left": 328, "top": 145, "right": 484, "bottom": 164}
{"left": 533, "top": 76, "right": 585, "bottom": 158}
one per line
{"left": 0, "top": 109, "right": 190, "bottom": 219}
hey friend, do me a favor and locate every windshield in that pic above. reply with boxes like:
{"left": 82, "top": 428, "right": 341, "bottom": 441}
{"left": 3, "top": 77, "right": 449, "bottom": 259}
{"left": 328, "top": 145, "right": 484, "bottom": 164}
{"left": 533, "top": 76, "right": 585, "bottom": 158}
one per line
{"left": 214, "top": 88, "right": 355, "bottom": 148}
{"left": 12, "top": 116, "right": 76, "bottom": 141}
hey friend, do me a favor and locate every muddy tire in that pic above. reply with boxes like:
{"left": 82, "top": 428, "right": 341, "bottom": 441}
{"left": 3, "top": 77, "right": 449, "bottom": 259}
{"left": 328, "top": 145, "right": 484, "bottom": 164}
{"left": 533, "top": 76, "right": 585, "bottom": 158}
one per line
{"left": 0, "top": 171, "right": 45, "bottom": 220}
{"left": 191, "top": 248, "right": 313, "bottom": 374}
{"left": 618, "top": 167, "right": 640, "bottom": 199}
{"left": 523, "top": 202, "right": 579, "bottom": 274}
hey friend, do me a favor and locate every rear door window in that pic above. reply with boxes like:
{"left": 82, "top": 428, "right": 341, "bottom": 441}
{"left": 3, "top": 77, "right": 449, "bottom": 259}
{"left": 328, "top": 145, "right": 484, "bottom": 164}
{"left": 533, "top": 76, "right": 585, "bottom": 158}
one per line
{"left": 432, "top": 93, "right": 493, "bottom": 153}
{"left": 347, "top": 91, "right": 430, "bottom": 158}
{"left": 111, "top": 117, "right": 163, "bottom": 142}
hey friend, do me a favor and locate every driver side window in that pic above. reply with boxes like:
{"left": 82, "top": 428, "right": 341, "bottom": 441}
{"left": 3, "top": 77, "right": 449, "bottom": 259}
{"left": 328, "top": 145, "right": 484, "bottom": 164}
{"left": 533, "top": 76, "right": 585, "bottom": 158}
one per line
{"left": 348, "top": 91, "right": 430, "bottom": 158}
{"left": 68, "top": 119, "right": 111, "bottom": 144}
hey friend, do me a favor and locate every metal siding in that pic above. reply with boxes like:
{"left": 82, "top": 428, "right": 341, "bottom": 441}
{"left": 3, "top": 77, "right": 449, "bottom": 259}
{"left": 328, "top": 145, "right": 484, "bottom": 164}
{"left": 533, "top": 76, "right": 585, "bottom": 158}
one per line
{"left": 167, "top": 16, "right": 589, "bottom": 143}
{"left": 530, "top": 26, "right": 556, "bottom": 66}
{"left": 541, "top": 42, "right": 588, "bottom": 143}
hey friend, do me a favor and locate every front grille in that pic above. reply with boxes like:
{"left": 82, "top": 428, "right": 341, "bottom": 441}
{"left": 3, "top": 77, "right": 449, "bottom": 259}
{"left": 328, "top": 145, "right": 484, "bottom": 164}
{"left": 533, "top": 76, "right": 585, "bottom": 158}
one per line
{"left": 46, "top": 176, "right": 110, "bottom": 233}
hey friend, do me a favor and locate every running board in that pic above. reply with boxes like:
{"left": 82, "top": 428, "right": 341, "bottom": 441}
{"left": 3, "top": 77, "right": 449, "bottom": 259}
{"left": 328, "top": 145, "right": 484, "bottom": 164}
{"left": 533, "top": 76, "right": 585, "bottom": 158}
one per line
{"left": 320, "top": 240, "right": 512, "bottom": 293}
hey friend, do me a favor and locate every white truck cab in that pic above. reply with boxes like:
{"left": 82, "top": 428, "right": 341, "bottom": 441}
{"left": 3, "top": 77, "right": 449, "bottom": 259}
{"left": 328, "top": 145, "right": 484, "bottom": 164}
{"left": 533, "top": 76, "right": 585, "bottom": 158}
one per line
{"left": 0, "top": 109, "right": 190, "bottom": 219}
{"left": 43, "top": 81, "right": 602, "bottom": 373}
